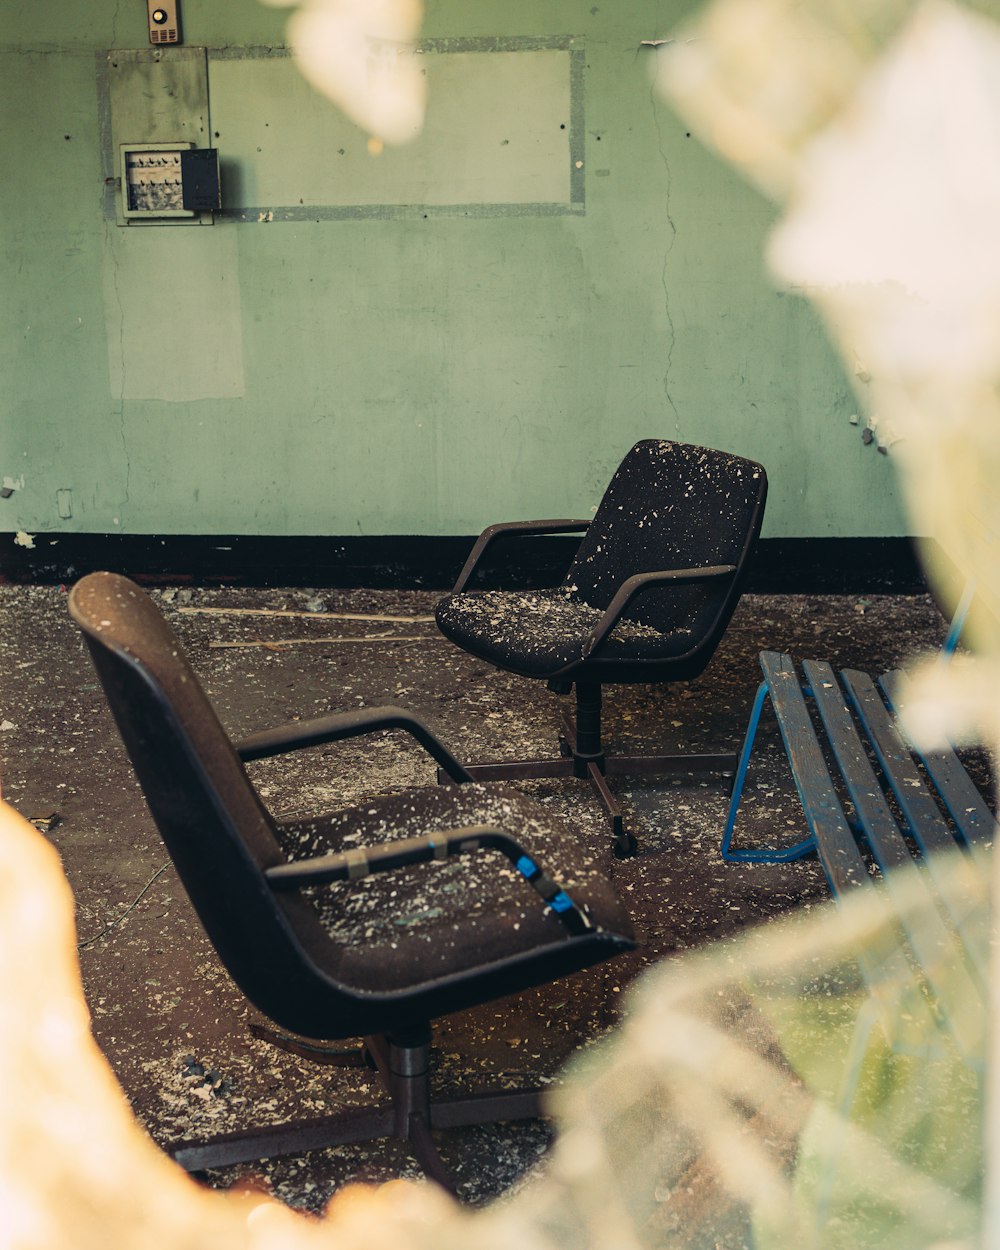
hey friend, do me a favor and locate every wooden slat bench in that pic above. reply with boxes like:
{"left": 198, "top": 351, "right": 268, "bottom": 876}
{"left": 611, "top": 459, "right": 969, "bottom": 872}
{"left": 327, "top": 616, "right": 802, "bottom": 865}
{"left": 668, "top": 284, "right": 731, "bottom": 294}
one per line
{"left": 721, "top": 650, "right": 994, "bottom": 1063}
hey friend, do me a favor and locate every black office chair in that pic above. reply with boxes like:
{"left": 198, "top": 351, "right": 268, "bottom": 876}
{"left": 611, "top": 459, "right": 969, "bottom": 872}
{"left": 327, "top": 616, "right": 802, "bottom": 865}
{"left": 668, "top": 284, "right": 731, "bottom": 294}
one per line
{"left": 69, "top": 572, "right": 636, "bottom": 1195}
{"left": 435, "top": 440, "right": 768, "bottom": 857}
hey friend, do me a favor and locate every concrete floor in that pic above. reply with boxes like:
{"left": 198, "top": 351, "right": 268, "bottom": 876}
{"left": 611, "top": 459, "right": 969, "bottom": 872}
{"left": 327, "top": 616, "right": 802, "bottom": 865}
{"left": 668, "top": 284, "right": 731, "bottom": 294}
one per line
{"left": 1, "top": 581, "right": 986, "bottom": 1211}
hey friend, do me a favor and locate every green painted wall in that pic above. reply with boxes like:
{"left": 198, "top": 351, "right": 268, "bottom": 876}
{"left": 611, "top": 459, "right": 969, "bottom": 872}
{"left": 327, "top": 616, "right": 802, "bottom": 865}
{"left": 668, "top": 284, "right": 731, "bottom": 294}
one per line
{"left": 1, "top": 0, "right": 906, "bottom": 540}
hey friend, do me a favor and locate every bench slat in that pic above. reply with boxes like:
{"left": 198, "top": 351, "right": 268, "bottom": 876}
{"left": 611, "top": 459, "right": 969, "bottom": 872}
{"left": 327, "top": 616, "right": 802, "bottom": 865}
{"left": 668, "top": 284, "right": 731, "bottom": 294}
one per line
{"left": 803, "top": 661, "right": 913, "bottom": 874}
{"left": 759, "top": 653, "right": 868, "bottom": 896}
{"left": 758, "top": 654, "right": 942, "bottom": 1046}
{"left": 879, "top": 670, "right": 996, "bottom": 853}
{"left": 838, "top": 666, "right": 989, "bottom": 1001}
{"left": 841, "top": 669, "right": 958, "bottom": 857}
{"left": 804, "top": 660, "right": 987, "bottom": 1042}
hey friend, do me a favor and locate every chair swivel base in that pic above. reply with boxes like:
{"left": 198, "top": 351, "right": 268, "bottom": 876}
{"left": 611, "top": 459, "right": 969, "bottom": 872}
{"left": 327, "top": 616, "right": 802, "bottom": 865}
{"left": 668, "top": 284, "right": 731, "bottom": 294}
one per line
{"left": 439, "top": 710, "right": 737, "bottom": 859}
{"left": 168, "top": 1030, "right": 544, "bottom": 1197}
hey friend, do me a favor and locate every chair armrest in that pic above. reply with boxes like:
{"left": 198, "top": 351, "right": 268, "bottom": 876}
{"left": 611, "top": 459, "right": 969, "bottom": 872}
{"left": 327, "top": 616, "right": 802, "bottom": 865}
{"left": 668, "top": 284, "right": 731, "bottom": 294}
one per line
{"left": 235, "top": 706, "right": 472, "bottom": 783}
{"left": 582, "top": 565, "right": 738, "bottom": 660}
{"left": 452, "top": 519, "right": 592, "bottom": 593}
{"left": 264, "top": 824, "right": 595, "bottom": 937}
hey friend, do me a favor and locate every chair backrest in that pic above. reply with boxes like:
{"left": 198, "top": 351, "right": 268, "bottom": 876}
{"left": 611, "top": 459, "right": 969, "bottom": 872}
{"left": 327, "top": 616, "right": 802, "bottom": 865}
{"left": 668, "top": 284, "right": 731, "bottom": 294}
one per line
{"left": 566, "top": 440, "right": 767, "bottom": 666}
{"left": 68, "top": 572, "right": 360, "bottom": 1037}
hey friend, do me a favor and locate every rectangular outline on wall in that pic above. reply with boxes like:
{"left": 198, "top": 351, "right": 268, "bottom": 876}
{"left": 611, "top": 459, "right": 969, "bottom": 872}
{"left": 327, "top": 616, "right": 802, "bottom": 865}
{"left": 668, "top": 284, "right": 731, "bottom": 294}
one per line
{"left": 208, "top": 36, "right": 585, "bottom": 222}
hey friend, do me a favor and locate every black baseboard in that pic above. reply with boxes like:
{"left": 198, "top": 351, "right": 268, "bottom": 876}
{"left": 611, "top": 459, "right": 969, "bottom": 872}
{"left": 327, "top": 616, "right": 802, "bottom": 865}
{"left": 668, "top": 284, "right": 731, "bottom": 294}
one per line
{"left": 0, "top": 532, "right": 927, "bottom": 595}
{"left": 749, "top": 538, "right": 926, "bottom": 594}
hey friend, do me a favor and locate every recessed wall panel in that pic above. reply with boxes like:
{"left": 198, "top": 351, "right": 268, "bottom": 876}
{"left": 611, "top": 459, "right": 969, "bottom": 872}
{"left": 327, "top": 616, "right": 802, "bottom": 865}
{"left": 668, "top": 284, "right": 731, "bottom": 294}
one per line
{"left": 209, "top": 41, "right": 581, "bottom": 218}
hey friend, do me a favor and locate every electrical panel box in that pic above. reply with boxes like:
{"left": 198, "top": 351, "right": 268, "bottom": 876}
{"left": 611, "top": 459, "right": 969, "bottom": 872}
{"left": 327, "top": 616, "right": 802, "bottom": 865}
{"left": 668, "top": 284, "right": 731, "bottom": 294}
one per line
{"left": 105, "top": 48, "right": 213, "bottom": 226}
{"left": 118, "top": 143, "right": 220, "bottom": 217}
{"left": 120, "top": 143, "right": 195, "bottom": 217}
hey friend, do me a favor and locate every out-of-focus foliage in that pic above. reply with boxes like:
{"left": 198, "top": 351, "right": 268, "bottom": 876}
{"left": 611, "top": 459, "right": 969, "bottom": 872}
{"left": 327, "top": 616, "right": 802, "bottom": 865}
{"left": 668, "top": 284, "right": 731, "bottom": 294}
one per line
{"left": 259, "top": 0, "right": 426, "bottom": 144}
{"left": 660, "top": 1, "right": 1000, "bottom": 727}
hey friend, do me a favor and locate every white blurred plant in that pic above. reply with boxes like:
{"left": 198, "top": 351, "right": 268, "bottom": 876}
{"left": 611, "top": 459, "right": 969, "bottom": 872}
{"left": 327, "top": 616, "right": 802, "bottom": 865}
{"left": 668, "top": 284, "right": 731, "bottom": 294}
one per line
{"left": 659, "top": 0, "right": 1000, "bottom": 741}
{"left": 260, "top": 0, "right": 426, "bottom": 145}
{"left": 658, "top": 2, "right": 1000, "bottom": 1243}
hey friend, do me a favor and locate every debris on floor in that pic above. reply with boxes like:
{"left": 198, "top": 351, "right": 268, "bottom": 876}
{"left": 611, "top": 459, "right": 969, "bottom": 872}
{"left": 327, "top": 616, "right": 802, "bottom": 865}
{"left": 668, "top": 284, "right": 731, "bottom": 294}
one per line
{"left": 0, "top": 583, "right": 986, "bottom": 1212}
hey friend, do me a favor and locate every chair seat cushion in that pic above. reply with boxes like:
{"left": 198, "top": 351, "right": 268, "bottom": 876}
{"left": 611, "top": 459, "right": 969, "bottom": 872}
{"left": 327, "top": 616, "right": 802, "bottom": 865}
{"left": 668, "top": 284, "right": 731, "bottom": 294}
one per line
{"left": 275, "top": 783, "right": 636, "bottom": 993}
{"left": 435, "top": 587, "right": 698, "bottom": 678}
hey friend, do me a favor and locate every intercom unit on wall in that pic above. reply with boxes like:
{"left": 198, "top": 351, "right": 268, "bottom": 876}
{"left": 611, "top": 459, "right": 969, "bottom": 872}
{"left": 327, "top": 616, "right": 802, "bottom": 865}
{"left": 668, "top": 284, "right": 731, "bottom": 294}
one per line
{"left": 147, "top": 0, "right": 182, "bottom": 45}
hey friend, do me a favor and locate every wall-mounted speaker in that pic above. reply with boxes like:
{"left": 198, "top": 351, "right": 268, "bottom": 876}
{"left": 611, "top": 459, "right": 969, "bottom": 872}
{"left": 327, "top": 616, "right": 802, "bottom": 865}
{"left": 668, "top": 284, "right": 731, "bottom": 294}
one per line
{"left": 146, "top": 0, "right": 182, "bottom": 45}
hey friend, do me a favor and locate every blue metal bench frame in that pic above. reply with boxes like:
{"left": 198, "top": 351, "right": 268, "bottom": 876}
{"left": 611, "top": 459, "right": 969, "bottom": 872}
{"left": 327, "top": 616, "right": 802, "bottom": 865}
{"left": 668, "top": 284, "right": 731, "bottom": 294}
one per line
{"left": 721, "top": 650, "right": 994, "bottom": 1062}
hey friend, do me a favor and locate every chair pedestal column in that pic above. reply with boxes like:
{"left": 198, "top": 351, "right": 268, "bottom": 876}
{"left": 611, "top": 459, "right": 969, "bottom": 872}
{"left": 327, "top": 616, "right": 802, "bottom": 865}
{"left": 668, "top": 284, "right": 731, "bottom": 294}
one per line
{"left": 570, "top": 682, "right": 605, "bottom": 777}
{"left": 169, "top": 1024, "right": 546, "bottom": 1196}
{"left": 439, "top": 679, "right": 738, "bottom": 859}
{"left": 374, "top": 1028, "right": 457, "bottom": 1193}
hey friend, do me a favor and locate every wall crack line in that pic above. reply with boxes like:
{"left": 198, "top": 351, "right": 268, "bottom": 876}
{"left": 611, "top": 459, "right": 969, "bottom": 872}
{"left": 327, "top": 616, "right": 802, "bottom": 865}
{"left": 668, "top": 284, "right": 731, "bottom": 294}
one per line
{"left": 106, "top": 222, "right": 131, "bottom": 517}
{"left": 649, "top": 63, "right": 679, "bottom": 433}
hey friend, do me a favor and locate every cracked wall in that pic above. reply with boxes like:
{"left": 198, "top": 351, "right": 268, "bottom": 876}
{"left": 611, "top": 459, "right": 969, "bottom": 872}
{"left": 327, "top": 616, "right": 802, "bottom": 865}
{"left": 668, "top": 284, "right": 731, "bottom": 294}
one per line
{"left": 0, "top": 0, "right": 907, "bottom": 541}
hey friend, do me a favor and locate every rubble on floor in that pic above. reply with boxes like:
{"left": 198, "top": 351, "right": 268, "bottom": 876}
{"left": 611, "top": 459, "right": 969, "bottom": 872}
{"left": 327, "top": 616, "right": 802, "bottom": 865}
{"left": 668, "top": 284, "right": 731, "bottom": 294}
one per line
{"left": 1, "top": 583, "right": 988, "bottom": 1211}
